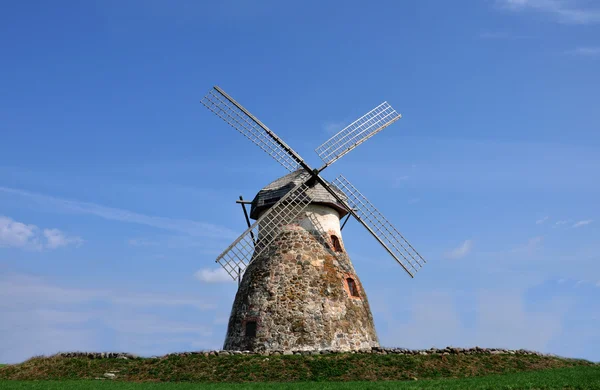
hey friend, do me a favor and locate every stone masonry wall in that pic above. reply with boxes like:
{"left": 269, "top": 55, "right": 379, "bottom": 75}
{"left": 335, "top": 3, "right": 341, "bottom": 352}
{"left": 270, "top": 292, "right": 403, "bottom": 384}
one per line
{"left": 58, "top": 347, "right": 556, "bottom": 359}
{"left": 223, "top": 219, "right": 379, "bottom": 352}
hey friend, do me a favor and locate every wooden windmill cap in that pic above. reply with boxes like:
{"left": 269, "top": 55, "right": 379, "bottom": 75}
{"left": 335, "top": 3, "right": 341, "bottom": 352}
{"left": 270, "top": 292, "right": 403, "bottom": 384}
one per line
{"left": 249, "top": 169, "right": 349, "bottom": 220}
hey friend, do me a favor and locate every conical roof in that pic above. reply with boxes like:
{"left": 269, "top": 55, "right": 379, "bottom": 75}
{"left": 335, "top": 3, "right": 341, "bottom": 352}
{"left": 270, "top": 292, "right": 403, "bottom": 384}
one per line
{"left": 249, "top": 169, "right": 349, "bottom": 220}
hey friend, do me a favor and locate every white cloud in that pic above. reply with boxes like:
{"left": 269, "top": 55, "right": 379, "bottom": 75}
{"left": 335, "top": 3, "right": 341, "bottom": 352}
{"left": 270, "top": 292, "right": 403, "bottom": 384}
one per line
{"left": 556, "top": 279, "right": 596, "bottom": 287}
{"left": 572, "top": 220, "right": 593, "bottom": 228}
{"left": 0, "top": 216, "right": 38, "bottom": 249}
{"left": 0, "top": 186, "right": 237, "bottom": 240}
{"left": 43, "top": 228, "right": 84, "bottom": 249}
{"left": 194, "top": 268, "right": 234, "bottom": 283}
{"left": 566, "top": 47, "right": 600, "bottom": 56}
{"left": 445, "top": 240, "right": 473, "bottom": 259}
{"left": 554, "top": 220, "right": 568, "bottom": 227}
{"left": 536, "top": 216, "right": 549, "bottom": 224}
{"left": 498, "top": 0, "right": 600, "bottom": 24}
{"left": 0, "top": 216, "right": 82, "bottom": 250}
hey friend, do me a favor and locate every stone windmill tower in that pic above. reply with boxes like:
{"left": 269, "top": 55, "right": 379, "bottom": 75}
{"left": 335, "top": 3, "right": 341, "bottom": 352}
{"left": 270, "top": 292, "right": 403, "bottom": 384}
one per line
{"left": 201, "top": 86, "right": 427, "bottom": 352}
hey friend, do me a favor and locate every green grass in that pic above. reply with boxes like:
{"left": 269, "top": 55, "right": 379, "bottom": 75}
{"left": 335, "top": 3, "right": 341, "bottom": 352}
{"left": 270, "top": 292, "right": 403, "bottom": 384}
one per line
{"left": 0, "top": 353, "right": 596, "bottom": 384}
{"left": 0, "top": 366, "right": 599, "bottom": 389}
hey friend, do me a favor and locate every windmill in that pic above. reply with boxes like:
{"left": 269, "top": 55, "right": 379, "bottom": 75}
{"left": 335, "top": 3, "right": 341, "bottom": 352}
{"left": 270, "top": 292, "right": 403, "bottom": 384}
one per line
{"left": 201, "top": 86, "right": 426, "bottom": 352}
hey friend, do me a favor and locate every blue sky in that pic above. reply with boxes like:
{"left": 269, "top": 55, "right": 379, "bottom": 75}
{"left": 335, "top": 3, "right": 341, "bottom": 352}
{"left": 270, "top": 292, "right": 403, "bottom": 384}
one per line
{"left": 1, "top": 0, "right": 599, "bottom": 364}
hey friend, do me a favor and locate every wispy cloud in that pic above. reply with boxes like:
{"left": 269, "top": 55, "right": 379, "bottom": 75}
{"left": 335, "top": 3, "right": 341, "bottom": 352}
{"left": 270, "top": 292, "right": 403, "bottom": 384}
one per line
{"left": 0, "top": 216, "right": 82, "bottom": 250}
{"left": 128, "top": 238, "right": 159, "bottom": 247}
{"left": 43, "top": 228, "right": 84, "bottom": 249}
{"left": 536, "top": 216, "right": 549, "bottom": 224}
{"left": 479, "top": 31, "right": 532, "bottom": 39}
{"left": 0, "top": 273, "right": 219, "bottom": 363}
{"left": 554, "top": 220, "right": 569, "bottom": 227}
{"left": 0, "top": 273, "right": 217, "bottom": 311}
{"left": 392, "top": 175, "right": 410, "bottom": 188}
{"left": 0, "top": 186, "right": 237, "bottom": 240}
{"left": 565, "top": 47, "right": 600, "bottom": 56}
{"left": 322, "top": 120, "right": 347, "bottom": 135}
{"left": 497, "top": 0, "right": 600, "bottom": 24}
{"left": 572, "top": 219, "right": 593, "bottom": 228}
{"left": 556, "top": 278, "right": 597, "bottom": 287}
{"left": 508, "top": 236, "right": 544, "bottom": 255}
{"left": 445, "top": 240, "right": 473, "bottom": 259}
{"left": 525, "top": 236, "right": 544, "bottom": 250}
{"left": 111, "top": 293, "right": 216, "bottom": 310}
{"left": 194, "top": 268, "right": 234, "bottom": 283}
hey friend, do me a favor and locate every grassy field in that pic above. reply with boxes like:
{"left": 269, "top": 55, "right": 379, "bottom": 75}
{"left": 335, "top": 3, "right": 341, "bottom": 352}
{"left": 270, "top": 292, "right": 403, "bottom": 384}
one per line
{"left": 0, "top": 366, "right": 599, "bottom": 389}
{"left": 0, "top": 353, "right": 596, "bottom": 384}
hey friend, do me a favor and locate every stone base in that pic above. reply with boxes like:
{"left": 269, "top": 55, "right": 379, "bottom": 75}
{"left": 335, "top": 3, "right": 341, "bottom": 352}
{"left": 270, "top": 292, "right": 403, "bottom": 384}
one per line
{"left": 223, "top": 225, "right": 379, "bottom": 352}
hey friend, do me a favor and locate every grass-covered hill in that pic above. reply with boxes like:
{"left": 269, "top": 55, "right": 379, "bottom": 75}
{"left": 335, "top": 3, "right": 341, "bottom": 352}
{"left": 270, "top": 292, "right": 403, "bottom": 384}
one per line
{"left": 0, "top": 350, "right": 597, "bottom": 385}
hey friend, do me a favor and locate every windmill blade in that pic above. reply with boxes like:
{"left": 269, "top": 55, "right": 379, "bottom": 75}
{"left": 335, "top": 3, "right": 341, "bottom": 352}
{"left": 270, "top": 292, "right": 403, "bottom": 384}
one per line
{"left": 201, "top": 86, "right": 306, "bottom": 173}
{"left": 331, "top": 175, "right": 426, "bottom": 277}
{"left": 315, "top": 102, "right": 401, "bottom": 168}
{"left": 215, "top": 176, "right": 312, "bottom": 281}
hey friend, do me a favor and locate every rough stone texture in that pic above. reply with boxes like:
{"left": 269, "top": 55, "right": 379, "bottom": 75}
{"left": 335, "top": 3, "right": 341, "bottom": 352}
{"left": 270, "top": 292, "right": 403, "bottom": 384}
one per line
{"left": 223, "top": 216, "right": 379, "bottom": 352}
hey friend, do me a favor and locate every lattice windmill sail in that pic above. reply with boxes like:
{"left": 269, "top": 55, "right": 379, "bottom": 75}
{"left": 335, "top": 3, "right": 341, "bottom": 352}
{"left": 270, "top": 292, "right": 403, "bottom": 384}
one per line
{"left": 215, "top": 174, "right": 312, "bottom": 281}
{"left": 315, "top": 102, "right": 402, "bottom": 167}
{"left": 201, "top": 85, "right": 428, "bottom": 353}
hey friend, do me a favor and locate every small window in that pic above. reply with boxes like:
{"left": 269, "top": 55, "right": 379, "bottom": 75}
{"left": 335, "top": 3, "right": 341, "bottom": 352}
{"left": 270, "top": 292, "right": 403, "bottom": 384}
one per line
{"left": 245, "top": 321, "right": 257, "bottom": 338}
{"left": 331, "top": 235, "right": 343, "bottom": 252}
{"left": 346, "top": 278, "right": 359, "bottom": 297}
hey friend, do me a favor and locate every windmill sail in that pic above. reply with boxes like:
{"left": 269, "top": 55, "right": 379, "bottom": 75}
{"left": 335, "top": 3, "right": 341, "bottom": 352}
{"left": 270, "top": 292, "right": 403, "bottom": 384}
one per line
{"left": 331, "top": 175, "right": 426, "bottom": 277}
{"left": 215, "top": 176, "right": 312, "bottom": 281}
{"left": 315, "top": 102, "right": 401, "bottom": 167}
{"left": 201, "top": 85, "right": 426, "bottom": 281}
{"left": 201, "top": 87, "right": 303, "bottom": 172}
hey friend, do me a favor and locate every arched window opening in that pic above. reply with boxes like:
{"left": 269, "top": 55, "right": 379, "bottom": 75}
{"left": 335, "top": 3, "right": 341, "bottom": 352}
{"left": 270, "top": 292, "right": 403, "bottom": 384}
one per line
{"left": 346, "top": 278, "right": 360, "bottom": 297}
{"left": 331, "top": 235, "right": 343, "bottom": 252}
{"left": 245, "top": 321, "right": 257, "bottom": 338}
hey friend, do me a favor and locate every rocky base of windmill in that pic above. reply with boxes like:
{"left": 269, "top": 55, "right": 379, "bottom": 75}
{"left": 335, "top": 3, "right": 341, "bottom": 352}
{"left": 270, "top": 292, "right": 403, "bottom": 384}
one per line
{"left": 223, "top": 227, "right": 379, "bottom": 352}
{"left": 57, "top": 346, "right": 554, "bottom": 360}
